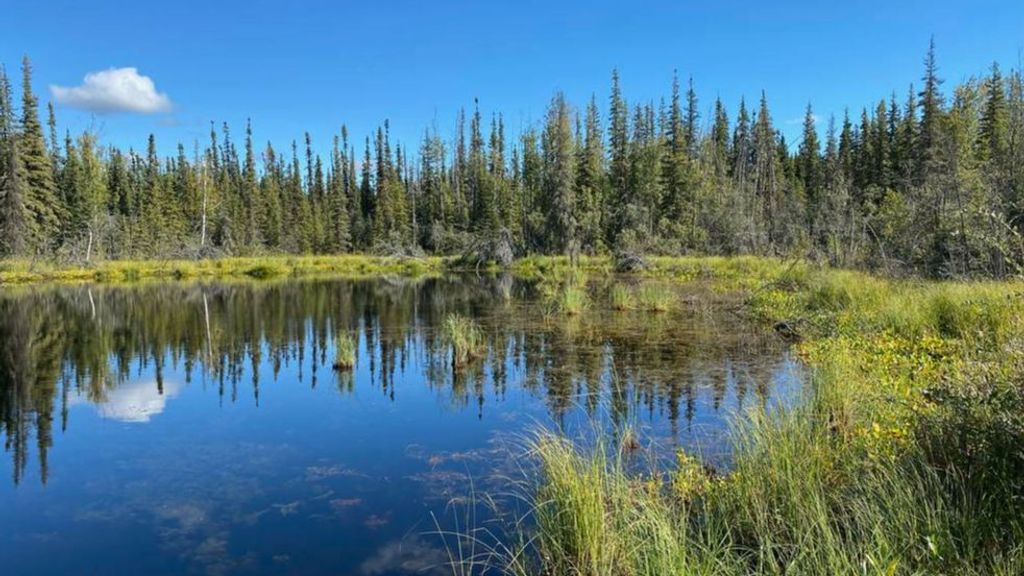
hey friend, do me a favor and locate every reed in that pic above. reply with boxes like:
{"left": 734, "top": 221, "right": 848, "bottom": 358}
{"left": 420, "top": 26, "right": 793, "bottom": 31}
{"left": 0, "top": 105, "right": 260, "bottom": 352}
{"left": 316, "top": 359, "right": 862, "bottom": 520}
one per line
{"left": 636, "top": 283, "right": 675, "bottom": 312}
{"left": 609, "top": 284, "right": 634, "bottom": 310}
{"left": 443, "top": 313, "right": 485, "bottom": 368}
{"left": 332, "top": 332, "right": 357, "bottom": 370}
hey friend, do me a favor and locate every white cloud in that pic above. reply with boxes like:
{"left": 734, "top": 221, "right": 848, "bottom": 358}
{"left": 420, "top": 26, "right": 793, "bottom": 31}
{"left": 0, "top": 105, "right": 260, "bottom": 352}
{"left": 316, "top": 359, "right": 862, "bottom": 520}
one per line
{"left": 51, "top": 67, "right": 172, "bottom": 114}
{"left": 86, "top": 378, "right": 183, "bottom": 423}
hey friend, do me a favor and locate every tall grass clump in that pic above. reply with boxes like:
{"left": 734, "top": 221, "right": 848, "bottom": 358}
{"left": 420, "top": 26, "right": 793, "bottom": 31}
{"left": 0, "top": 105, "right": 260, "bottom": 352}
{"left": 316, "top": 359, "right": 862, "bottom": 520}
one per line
{"left": 540, "top": 268, "right": 591, "bottom": 316}
{"left": 489, "top": 427, "right": 738, "bottom": 576}
{"left": 443, "top": 313, "right": 485, "bottom": 368}
{"left": 609, "top": 284, "right": 634, "bottom": 311}
{"left": 636, "top": 283, "right": 675, "bottom": 312}
{"left": 494, "top": 398, "right": 1024, "bottom": 576}
{"left": 332, "top": 332, "right": 357, "bottom": 370}
{"left": 559, "top": 283, "right": 590, "bottom": 316}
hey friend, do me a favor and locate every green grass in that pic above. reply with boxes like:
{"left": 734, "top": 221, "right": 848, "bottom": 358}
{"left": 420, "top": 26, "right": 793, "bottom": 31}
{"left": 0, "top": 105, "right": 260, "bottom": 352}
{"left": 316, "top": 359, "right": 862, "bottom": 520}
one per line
{"left": 332, "top": 332, "right": 357, "bottom": 370}
{"left": 442, "top": 313, "right": 485, "bottom": 368}
{"left": 557, "top": 283, "right": 590, "bottom": 316}
{"left": 0, "top": 255, "right": 448, "bottom": 285}
{"left": 609, "top": 284, "right": 635, "bottom": 311}
{"left": 473, "top": 260, "right": 1024, "bottom": 576}
{"left": 539, "top": 267, "right": 591, "bottom": 316}
{"left": 635, "top": 283, "right": 675, "bottom": 312}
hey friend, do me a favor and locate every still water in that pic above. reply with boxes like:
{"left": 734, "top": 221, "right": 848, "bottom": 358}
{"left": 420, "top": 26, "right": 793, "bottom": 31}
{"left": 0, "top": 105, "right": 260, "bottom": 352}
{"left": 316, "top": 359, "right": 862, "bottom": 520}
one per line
{"left": 0, "top": 276, "right": 801, "bottom": 575}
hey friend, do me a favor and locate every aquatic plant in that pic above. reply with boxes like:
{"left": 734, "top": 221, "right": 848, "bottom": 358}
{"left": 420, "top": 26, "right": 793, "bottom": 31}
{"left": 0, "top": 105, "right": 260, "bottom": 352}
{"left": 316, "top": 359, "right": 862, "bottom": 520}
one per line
{"left": 609, "top": 284, "right": 634, "bottom": 311}
{"left": 332, "top": 332, "right": 357, "bottom": 370}
{"left": 557, "top": 283, "right": 590, "bottom": 316}
{"left": 443, "top": 313, "right": 485, "bottom": 368}
{"left": 538, "top": 268, "right": 591, "bottom": 316}
{"left": 635, "top": 284, "right": 674, "bottom": 312}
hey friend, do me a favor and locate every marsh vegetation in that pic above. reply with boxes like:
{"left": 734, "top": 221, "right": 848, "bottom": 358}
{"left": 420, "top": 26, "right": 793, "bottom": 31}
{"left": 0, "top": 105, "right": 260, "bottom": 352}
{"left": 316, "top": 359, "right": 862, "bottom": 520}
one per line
{"left": 472, "top": 261, "right": 1024, "bottom": 576}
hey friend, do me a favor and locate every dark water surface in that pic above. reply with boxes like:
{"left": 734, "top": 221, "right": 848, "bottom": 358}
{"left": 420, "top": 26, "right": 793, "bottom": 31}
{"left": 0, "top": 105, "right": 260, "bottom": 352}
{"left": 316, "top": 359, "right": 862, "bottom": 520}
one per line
{"left": 0, "top": 276, "right": 801, "bottom": 575}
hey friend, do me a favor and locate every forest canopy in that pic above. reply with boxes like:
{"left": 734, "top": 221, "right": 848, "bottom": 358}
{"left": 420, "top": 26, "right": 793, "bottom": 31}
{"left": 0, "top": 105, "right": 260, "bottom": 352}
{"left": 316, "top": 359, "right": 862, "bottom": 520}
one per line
{"left": 1, "top": 40, "right": 1022, "bottom": 277}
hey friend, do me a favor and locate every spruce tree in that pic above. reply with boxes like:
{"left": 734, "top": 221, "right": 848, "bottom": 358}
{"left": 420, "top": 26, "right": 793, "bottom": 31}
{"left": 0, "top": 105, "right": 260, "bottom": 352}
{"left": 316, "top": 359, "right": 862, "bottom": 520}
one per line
{"left": 710, "top": 98, "right": 730, "bottom": 178}
{"left": 796, "top": 103, "right": 821, "bottom": 229}
{"left": 242, "top": 119, "right": 261, "bottom": 248}
{"left": 895, "top": 84, "right": 918, "bottom": 191}
{"left": 917, "top": 37, "right": 945, "bottom": 180}
{"left": 978, "top": 62, "right": 1008, "bottom": 165}
{"left": 261, "top": 142, "right": 284, "bottom": 248}
{"left": 684, "top": 76, "right": 699, "bottom": 158}
{"left": 18, "top": 56, "right": 61, "bottom": 253}
{"left": 329, "top": 133, "right": 351, "bottom": 251}
{"left": 752, "top": 91, "right": 779, "bottom": 249}
{"left": 0, "top": 66, "right": 25, "bottom": 256}
{"left": 577, "top": 95, "right": 605, "bottom": 252}
{"left": 608, "top": 69, "right": 630, "bottom": 244}
{"left": 542, "top": 93, "right": 577, "bottom": 258}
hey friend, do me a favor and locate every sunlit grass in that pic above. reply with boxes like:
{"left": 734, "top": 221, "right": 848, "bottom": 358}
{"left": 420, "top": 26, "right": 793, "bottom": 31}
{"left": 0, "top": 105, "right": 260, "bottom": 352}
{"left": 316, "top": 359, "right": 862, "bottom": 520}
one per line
{"left": 332, "top": 332, "right": 357, "bottom": 370}
{"left": 636, "top": 284, "right": 675, "bottom": 312}
{"left": 558, "top": 283, "right": 590, "bottom": 316}
{"left": 538, "top": 267, "right": 591, "bottom": 316}
{"left": 0, "top": 255, "right": 448, "bottom": 285}
{"left": 443, "top": 313, "right": 485, "bottom": 368}
{"left": 609, "top": 284, "right": 634, "bottom": 310}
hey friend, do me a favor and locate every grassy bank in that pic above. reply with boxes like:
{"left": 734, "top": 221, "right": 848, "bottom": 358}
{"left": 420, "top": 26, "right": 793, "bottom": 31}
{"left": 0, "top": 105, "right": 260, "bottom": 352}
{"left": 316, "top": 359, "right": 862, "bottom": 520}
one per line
{"left": 0, "top": 255, "right": 447, "bottom": 285}
{"left": 487, "top": 261, "right": 1024, "bottom": 575}
{"left": 0, "top": 253, "right": 798, "bottom": 286}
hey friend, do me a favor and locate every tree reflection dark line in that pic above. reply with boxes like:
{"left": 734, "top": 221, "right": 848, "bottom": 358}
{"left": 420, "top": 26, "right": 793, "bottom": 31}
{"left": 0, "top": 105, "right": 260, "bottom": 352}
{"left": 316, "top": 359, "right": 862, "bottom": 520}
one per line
{"left": 0, "top": 277, "right": 789, "bottom": 485}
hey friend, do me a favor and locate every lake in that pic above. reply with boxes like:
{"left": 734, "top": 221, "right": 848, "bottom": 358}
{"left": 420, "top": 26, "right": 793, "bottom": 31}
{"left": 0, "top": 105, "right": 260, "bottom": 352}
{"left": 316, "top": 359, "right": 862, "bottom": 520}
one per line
{"left": 0, "top": 276, "right": 802, "bottom": 575}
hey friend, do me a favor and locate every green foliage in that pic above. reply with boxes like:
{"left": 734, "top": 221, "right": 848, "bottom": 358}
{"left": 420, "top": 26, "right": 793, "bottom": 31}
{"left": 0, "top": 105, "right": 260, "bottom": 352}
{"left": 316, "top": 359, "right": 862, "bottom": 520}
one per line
{"left": 0, "top": 255, "right": 447, "bottom": 285}
{"left": 2, "top": 45, "right": 1024, "bottom": 277}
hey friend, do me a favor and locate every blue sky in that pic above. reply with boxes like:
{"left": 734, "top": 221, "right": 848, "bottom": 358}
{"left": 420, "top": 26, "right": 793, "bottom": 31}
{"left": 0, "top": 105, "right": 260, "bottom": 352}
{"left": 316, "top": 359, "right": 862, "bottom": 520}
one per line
{"left": 3, "top": 0, "right": 1023, "bottom": 158}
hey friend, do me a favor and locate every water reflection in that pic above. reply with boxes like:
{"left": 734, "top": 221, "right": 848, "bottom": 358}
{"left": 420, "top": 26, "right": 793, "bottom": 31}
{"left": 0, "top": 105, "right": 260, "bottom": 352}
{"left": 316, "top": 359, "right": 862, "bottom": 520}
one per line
{"left": 90, "top": 378, "right": 184, "bottom": 423}
{"left": 0, "top": 276, "right": 799, "bottom": 574}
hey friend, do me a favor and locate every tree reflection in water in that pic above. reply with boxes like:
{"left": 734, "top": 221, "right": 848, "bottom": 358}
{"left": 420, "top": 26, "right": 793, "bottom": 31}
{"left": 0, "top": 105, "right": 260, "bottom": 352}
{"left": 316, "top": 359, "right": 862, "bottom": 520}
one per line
{"left": 0, "top": 276, "right": 797, "bottom": 485}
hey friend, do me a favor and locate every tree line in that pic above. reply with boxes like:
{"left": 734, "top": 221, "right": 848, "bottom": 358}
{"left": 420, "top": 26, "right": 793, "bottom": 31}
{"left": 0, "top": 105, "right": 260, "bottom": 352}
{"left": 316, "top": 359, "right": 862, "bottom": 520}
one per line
{"left": 2, "top": 40, "right": 1023, "bottom": 277}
